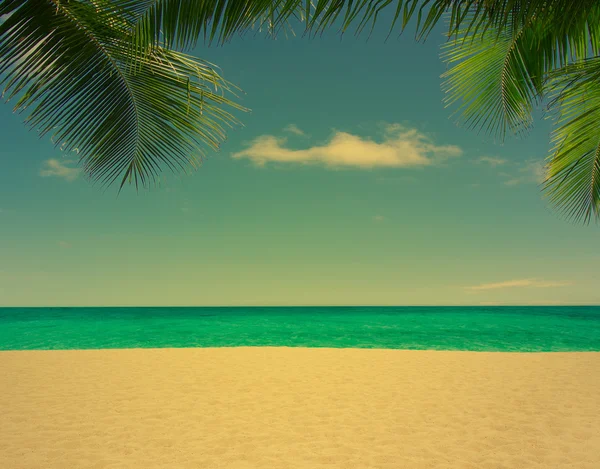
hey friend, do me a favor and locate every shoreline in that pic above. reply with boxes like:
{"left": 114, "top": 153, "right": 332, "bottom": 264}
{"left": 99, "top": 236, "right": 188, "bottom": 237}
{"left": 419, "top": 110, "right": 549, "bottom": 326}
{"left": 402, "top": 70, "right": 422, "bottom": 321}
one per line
{"left": 2, "top": 345, "right": 600, "bottom": 353}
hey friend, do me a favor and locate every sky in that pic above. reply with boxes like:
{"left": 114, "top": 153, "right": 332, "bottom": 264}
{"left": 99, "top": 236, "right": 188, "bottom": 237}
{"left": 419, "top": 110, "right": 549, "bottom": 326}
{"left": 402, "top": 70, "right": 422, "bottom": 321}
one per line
{"left": 0, "top": 16, "right": 599, "bottom": 306}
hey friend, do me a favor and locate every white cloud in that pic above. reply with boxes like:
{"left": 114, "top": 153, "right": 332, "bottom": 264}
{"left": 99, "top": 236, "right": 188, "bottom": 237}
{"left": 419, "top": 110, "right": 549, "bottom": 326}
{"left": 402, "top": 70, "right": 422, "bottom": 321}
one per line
{"left": 373, "top": 215, "right": 385, "bottom": 222}
{"left": 502, "top": 159, "right": 546, "bottom": 186}
{"left": 478, "top": 156, "right": 507, "bottom": 167}
{"left": 465, "top": 278, "right": 572, "bottom": 291}
{"left": 283, "top": 124, "right": 306, "bottom": 136}
{"left": 232, "top": 124, "right": 462, "bottom": 169}
{"left": 40, "top": 159, "right": 81, "bottom": 181}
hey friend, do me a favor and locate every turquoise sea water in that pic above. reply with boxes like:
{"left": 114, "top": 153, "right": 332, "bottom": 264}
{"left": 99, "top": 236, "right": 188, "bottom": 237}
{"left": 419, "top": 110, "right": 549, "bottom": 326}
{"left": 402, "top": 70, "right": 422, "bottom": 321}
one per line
{"left": 0, "top": 306, "right": 599, "bottom": 352}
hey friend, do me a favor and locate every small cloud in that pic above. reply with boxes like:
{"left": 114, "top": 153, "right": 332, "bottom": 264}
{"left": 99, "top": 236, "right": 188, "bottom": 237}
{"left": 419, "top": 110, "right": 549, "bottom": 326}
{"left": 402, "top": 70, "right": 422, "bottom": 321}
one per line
{"left": 502, "top": 159, "right": 546, "bottom": 186}
{"left": 373, "top": 215, "right": 385, "bottom": 222}
{"left": 478, "top": 156, "right": 507, "bottom": 167}
{"left": 232, "top": 124, "right": 462, "bottom": 169}
{"left": 465, "top": 278, "right": 572, "bottom": 291}
{"left": 180, "top": 207, "right": 189, "bottom": 212}
{"left": 58, "top": 241, "right": 71, "bottom": 248}
{"left": 283, "top": 124, "right": 306, "bottom": 136}
{"left": 40, "top": 159, "right": 81, "bottom": 181}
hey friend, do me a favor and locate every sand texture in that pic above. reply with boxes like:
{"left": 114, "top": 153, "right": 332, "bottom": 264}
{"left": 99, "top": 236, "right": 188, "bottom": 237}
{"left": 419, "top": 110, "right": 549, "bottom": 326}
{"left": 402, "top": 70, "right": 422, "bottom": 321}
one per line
{"left": 1, "top": 347, "right": 599, "bottom": 468}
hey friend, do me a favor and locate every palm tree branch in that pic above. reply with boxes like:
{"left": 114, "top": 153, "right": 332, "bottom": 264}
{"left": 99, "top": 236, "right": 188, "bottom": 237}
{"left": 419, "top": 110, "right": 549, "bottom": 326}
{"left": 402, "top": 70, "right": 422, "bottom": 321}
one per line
{"left": 126, "top": 1, "right": 529, "bottom": 51}
{"left": 440, "top": 3, "right": 600, "bottom": 141}
{"left": 440, "top": 22, "right": 537, "bottom": 140}
{"left": 48, "top": 0, "right": 143, "bottom": 186}
{"left": 544, "top": 57, "right": 600, "bottom": 223}
{"left": 1, "top": 0, "right": 247, "bottom": 190}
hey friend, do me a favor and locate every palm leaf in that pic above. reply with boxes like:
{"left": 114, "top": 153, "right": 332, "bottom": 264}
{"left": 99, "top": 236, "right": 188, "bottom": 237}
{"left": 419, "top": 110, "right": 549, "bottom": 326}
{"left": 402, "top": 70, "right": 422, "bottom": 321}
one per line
{"left": 441, "top": 24, "right": 539, "bottom": 140}
{"left": 440, "top": 4, "right": 600, "bottom": 140}
{"left": 130, "top": 0, "right": 306, "bottom": 51}
{"left": 440, "top": 4, "right": 600, "bottom": 222}
{"left": 130, "top": 0, "right": 600, "bottom": 51}
{"left": 545, "top": 58, "right": 600, "bottom": 223}
{"left": 1, "top": 0, "right": 246, "bottom": 189}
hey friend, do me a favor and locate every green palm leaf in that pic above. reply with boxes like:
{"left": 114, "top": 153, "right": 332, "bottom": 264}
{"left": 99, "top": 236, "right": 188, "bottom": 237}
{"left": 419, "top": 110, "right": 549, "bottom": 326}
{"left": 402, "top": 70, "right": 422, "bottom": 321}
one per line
{"left": 545, "top": 58, "right": 600, "bottom": 223}
{"left": 130, "top": 0, "right": 600, "bottom": 51}
{"left": 441, "top": 24, "right": 539, "bottom": 140}
{"left": 441, "top": 5, "right": 600, "bottom": 139}
{"left": 440, "top": 4, "right": 600, "bottom": 221}
{"left": 1, "top": 0, "right": 246, "bottom": 189}
{"left": 130, "top": 0, "right": 305, "bottom": 51}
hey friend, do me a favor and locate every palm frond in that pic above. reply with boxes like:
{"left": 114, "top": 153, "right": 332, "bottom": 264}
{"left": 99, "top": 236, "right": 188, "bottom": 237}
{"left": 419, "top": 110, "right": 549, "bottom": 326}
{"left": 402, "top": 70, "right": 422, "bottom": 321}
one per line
{"left": 440, "top": 4, "right": 600, "bottom": 138}
{"left": 544, "top": 58, "right": 600, "bottom": 223}
{"left": 130, "top": 0, "right": 423, "bottom": 50}
{"left": 130, "top": 0, "right": 306, "bottom": 51}
{"left": 0, "top": 0, "right": 246, "bottom": 189}
{"left": 130, "top": 0, "right": 600, "bottom": 52}
{"left": 441, "top": 24, "right": 539, "bottom": 140}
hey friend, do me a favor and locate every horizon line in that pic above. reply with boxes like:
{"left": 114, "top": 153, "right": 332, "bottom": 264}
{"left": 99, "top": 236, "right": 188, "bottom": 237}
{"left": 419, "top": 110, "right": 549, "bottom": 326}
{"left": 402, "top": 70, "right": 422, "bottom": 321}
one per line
{"left": 1, "top": 304, "right": 599, "bottom": 308}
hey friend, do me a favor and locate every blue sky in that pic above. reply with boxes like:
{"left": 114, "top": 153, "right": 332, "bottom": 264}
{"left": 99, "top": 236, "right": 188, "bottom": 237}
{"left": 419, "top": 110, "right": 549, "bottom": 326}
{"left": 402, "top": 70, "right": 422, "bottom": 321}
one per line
{"left": 0, "top": 19, "right": 598, "bottom": 306}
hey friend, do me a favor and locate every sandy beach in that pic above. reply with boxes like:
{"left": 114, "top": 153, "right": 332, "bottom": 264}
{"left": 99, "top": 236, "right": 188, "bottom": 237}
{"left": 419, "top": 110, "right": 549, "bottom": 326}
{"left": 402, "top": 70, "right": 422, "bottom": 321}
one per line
{"left": 1, "top": 347, "right": 599, "bottom": 468}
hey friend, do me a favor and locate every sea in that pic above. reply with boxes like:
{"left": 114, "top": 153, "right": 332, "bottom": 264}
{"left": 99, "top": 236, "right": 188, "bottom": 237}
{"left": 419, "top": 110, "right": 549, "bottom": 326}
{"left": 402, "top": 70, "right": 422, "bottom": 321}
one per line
{"left": 1, "top": 306, "right": 599, "bottom": 352}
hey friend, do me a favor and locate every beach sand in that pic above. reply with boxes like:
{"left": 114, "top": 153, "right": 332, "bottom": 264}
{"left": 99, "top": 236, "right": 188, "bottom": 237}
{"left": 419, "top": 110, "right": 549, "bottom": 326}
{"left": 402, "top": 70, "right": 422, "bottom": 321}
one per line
{"left": 1, "top": 348, "right": 599, "bottom": 468}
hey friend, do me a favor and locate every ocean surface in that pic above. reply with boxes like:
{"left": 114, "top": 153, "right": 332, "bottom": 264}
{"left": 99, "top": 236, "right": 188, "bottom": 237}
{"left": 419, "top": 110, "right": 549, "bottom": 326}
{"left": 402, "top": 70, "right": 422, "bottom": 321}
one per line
{"left": 1, "top": 306, "right": 599, "bottom": 352}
